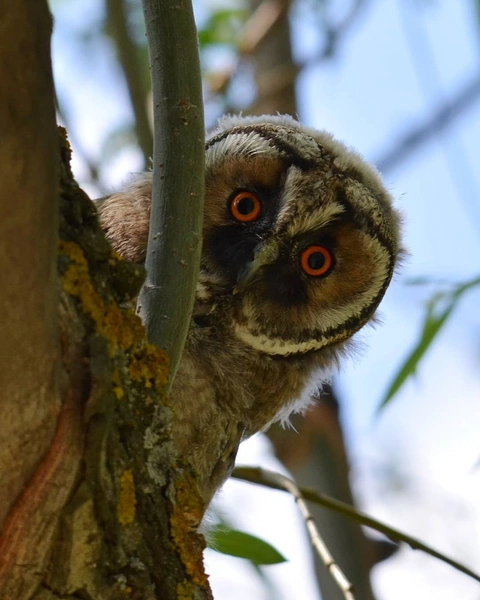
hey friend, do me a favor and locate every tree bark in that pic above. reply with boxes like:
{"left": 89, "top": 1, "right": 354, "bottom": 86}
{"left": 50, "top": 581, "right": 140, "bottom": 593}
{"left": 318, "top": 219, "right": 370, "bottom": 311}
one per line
{"left": 0, "top": 0, "right": 60, "bottom": 547}
{"left": 248, "top": 0, "right": 296, "bottom": 116}
{"left": 0, "top": 3, "right": 211, "bottom": 598}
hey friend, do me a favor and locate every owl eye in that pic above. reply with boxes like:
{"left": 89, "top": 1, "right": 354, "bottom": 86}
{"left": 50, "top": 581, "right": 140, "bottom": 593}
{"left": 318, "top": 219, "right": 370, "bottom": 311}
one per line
{"left": 229, "top": 191, "right": 261, "bottom": 222}
{"left": 301, "top": 245, "right": 333, "bottom": 277}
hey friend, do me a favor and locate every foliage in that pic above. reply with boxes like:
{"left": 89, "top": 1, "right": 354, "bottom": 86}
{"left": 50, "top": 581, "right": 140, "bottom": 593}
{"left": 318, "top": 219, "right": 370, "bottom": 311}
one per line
{"left": 208, "top": 525, "right": 287, "bottom": 565}
{"left": 379, "top": 275, "right": 480, "bottom": 410}
{"left": 198, "top": 8, "right": 247, "bottom": 48}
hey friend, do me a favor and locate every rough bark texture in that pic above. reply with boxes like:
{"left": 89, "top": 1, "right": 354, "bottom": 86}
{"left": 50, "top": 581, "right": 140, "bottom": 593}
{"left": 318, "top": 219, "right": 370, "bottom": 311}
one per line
{"left": 52, "top": 133, "right": 211, "bottom": 600}
{"left": 0, "top": 3, "right": 211, "bottom": 597}
{"left": 0, "top": 127, "right": 212, "bottom": 600}
{"left": 0, "top": 0, "right": 60, "bottom": 533}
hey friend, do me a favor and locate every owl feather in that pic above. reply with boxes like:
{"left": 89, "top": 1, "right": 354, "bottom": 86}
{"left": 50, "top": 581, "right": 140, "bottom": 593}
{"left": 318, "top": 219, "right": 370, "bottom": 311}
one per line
{"left": 97, "top": 115, "right": 403, "bottom": 505}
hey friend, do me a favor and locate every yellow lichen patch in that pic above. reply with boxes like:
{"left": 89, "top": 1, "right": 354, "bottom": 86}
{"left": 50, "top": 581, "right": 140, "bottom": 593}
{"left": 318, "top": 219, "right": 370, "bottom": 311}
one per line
{"left": 176, "top": 580, "right": 195, "bottom": 600}
{"left": 109, "top": 250, "right": 124, "bottom": 263}
{"left": 59, "top": 240, "right": 169, "bottom": 392}
{"left": 117, "top": 469, "right": 137, "bottom": 526}
{"left": 170, "top": 474, "right": 208, "bottom": 588}
{"left": 128, "top": 343, "right": 169, "bottom": 392}
{"left": 112, "top": 369, "right": 124, "bottom": 400}
{"left": 59, "top": 240, "right": 144, "bottom": 354}
{"left": 60, "top": 240, "right": 106, "bottom": 330}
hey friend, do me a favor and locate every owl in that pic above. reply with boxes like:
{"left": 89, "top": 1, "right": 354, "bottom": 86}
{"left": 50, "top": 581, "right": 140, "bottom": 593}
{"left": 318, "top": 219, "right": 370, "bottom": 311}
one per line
{"left": 97, "top": 114, "right": 402, "bottom": 506}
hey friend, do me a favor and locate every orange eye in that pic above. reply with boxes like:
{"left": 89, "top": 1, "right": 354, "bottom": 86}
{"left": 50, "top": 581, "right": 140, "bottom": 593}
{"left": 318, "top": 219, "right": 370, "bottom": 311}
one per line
{"left": 301, "top": 245, "right": 333, "bottom": 277}
{"left": 230, "top": 191, "right": 261, "bottom": 222}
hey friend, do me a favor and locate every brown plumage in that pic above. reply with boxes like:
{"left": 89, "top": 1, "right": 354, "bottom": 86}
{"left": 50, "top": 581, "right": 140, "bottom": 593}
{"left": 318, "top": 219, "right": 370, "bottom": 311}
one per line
{"left": 97, "top": 115, "right": 403, "bottom": 505}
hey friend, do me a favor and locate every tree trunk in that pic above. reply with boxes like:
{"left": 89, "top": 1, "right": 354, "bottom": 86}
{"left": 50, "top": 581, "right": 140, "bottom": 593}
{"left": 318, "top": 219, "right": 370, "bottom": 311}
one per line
{"left": 0, "top": 3, "right": 211, "bottom": 598}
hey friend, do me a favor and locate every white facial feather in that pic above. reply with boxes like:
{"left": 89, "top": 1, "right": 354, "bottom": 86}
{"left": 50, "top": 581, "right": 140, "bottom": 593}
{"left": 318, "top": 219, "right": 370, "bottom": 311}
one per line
{"left": 207, "top": 131, "right": 279, "bottom": 166}
{"left": 275, "top": 167, "right": 346, "bottom": 236}
{"left": 98, "top": 114, "right": 402, "bottom": 506}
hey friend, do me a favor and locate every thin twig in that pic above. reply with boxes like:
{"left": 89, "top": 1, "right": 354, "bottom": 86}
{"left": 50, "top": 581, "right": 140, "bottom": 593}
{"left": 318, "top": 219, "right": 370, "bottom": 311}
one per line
{"left": 281, "top": 474, "right": 356, "bottom": 600}
{"left": 232, "top": 466, "right": 480, "bottom": 585}
{"left": 239, "top": 0, "right": 288, "bottom": 55}
{"left": 376, "top": 73, "right": 480, "bottom": 174}
{"left": 138, "top": 0, "right": 205, "bottom": 387}
{"left": 206, "top": 0, "right": 367, "bottom": 98}
{"left": 235, "top": 468, "right": 355, "bottom": 600}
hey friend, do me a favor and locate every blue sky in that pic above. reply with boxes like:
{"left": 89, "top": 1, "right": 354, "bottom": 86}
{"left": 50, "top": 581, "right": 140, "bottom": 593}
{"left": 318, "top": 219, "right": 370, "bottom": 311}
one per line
{"left": 296, "top": 3, "right": 480, "bottom": 598}
{"left": 50, "top": 1, "right": 480, "bottom": 598}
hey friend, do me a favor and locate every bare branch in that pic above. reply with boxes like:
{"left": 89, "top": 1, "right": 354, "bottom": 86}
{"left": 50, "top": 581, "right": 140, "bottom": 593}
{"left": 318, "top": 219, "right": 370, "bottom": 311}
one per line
{"left": 106, "top": 0, "right": 153, "bottom": 166}
{"left": 206, "top": 0, "right": 368, "bottom": 100}
{"left": 138, "top": 0, "right": 205, "bottom": 386}
{"left": 376, "top": 74, "right": 480, "bottom": 173}
{"left": 270, "top": 470, "right": 355, "bottom": 600}
{"left": 239, "top": 0, "right": 288, "bottom": 55}
{"left": 232, "top": 466, "right": 480, "bottom": 585}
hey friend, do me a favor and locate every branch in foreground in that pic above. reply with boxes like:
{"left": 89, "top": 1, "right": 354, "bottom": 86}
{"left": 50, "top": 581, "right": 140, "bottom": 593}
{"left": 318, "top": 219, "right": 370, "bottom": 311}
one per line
{"left": 232, "top": 466, "right": 480, "bottom": 585}
{"left": 267, "top": 470, "right": 355, "bottom": 600}
{"left": 138, "top": 0, "right": 205, "bottom": 387}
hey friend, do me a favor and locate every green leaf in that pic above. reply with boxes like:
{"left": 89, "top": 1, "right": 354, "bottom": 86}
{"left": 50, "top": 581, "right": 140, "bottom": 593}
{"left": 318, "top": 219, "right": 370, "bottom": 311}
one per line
{"left": 198, "top": 9, "right": 247, "bottom": 48}
{"left": 377, "top": 275, "right": 480, "bottom": 412}
{"left": 208, "top": 526, "right": 287, "bottom": 565}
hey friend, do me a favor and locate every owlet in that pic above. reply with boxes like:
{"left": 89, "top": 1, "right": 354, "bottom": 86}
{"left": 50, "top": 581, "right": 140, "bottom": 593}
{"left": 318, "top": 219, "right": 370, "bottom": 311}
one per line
{"left": 97, "top": 115, "right": 402, "bottom": 505}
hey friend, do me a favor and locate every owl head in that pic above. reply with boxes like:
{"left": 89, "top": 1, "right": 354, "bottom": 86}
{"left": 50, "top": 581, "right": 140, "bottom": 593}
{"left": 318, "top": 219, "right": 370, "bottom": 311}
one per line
{"left": 98, "top": 114, "right": 402, "bottom": 360}
{"left": 199, "top": 114, "right": 402, "bottom": 358}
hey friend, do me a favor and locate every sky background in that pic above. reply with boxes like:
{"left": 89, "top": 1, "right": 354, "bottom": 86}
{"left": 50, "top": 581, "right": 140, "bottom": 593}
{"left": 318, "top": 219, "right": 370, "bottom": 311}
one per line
{"left": 50, "top": 1, "right": 480, "bottom": 598}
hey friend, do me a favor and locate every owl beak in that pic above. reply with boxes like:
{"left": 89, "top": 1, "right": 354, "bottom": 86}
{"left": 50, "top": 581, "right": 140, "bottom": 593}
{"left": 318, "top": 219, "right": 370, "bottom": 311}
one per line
{"left": 233, "top": 238, "right": 280, "bottom": 295}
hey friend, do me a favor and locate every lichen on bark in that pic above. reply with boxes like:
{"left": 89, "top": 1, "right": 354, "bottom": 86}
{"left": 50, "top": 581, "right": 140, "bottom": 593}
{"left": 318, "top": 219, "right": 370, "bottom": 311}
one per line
{"left": 22, "top": 130, "right": 212, "bottom": 600}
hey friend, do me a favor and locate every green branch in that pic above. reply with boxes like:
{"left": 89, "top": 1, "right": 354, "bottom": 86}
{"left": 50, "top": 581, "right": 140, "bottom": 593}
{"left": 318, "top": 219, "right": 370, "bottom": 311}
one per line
{"left": 232, "top": 466, "right": 480, "bottom": 585}
{"left": 138, "top": 0, "right": 205, "bottom": 387}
